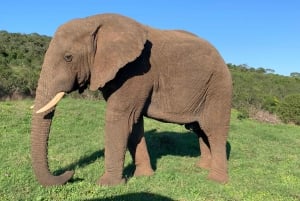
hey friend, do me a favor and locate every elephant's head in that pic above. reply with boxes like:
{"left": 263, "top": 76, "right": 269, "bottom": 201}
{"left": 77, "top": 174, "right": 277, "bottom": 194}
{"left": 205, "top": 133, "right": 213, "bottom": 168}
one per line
{"left": 31, "top": 14, "right": 148, "bottom": 186}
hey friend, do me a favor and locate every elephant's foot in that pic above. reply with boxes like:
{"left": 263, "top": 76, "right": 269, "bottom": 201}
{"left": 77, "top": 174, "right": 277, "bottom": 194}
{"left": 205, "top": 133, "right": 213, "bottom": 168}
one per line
{"left": 97, "top": 173, "right": 126, "bottom": 186}
{"left": 207, "top": 170, "right": 228, "bottom": 184}
{"left": 196, "top": 159, "right": 211, "bottom": 170}
{"left": 134, "top": 165, "right": 154, "bottom": 177}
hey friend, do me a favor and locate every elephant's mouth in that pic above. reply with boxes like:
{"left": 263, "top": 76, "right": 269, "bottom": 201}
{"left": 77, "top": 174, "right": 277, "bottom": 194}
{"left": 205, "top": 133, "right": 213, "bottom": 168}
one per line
{"left": 70, "top": 76, "right": 90, "bottom": 94}
{"left": 77, "top": 82, "right": 89, "bottom": 94}
{"left": 35, "top": 77, "right": 90, "bottom": 113}
{"left": 36, "top": 92, "right": 65, "bottom": 113}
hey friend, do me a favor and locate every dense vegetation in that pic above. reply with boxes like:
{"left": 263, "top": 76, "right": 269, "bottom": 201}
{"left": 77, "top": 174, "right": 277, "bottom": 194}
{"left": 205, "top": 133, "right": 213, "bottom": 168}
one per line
{"left": 0, "top": 98, "right": 299, "bottom": 200}
{"left": 0, "top": 31, "right": 50, "bottom": 98}
{"left": 228, "top": 64, "right": 300, "bottom": 124}
{"left": 0, "top": 31, "right": 300, "bottom": 124}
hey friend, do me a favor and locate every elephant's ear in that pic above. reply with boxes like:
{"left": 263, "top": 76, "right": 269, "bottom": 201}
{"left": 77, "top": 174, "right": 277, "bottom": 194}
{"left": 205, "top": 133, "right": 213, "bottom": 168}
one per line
{"left": 89, "top": 18, "right": 148, "bottom": 91}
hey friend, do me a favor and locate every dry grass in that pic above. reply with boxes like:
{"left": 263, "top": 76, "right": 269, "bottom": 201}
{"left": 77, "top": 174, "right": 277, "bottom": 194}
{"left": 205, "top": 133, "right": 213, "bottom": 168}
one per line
{"left": 249, "top": 108, "right": 282, "bottom": 124}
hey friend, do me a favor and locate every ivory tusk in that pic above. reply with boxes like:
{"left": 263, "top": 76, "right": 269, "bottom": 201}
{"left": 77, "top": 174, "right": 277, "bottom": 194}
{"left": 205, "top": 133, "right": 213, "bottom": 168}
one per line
{"left": 36, "top": 92, "right": 65, "bottom": 114}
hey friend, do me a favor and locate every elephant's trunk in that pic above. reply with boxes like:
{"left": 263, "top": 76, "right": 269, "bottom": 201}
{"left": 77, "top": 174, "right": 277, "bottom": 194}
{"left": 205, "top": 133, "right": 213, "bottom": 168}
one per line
{"left": 31, "top": 88, "right": 74, "bottom": 186}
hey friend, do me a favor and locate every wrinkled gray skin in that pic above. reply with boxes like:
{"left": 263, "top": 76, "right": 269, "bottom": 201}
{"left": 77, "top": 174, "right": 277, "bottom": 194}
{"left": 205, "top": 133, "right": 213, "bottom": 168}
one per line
{"left": 31, "top": 13, "right": 232, "bottom": 186}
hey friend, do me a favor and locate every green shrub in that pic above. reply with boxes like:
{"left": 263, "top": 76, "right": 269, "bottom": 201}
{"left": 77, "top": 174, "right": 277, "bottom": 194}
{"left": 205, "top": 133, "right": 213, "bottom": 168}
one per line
{"left": 277, "top": 94, "right": 300, "bottom": 125}
{"left": 237, "top": 108, "right": 249, "bottom": 120}
{"left": 262, "top": 96, "right": 280, "bottom": 113}
{"left": 0, "top": 31, "right": 50, "bottom": 98}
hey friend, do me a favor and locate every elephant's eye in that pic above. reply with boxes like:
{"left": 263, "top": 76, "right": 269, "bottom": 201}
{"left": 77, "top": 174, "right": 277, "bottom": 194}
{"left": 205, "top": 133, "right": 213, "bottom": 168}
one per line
{"left": 64, "top": 54, "right": 73, "bottom": 62}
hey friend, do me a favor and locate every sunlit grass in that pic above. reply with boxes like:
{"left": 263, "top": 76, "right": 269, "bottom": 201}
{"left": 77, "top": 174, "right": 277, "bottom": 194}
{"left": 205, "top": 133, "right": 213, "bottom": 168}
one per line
{"left": 0, "top": 98, "right": 299, "bottom": 200}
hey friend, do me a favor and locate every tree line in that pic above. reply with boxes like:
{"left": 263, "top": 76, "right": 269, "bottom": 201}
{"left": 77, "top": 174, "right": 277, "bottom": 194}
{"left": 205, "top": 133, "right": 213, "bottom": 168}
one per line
{"left": 0, "top": 31, "right": 299, "bottom": 124}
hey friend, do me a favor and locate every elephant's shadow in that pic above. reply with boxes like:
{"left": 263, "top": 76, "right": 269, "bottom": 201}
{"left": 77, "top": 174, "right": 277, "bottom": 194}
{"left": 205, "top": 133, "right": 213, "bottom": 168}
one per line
{"left": 144, "top": 129, "right": 201, "bottom": 170}
{"left": 83, "top": 192, "right": 175, "bottom": 201}
{"left": 56, "top": 129, "right": 231, "bottom": 181}
{"left": 124, "top": 129, "right": 231, "bottom": 176}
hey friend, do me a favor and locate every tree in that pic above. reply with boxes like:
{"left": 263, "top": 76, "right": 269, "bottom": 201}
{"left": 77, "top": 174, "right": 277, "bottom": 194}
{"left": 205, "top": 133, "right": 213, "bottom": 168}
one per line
{"left": 266, "top": 68, "right": 275, "bottom": 74}
{"left": 290, "top": 72, "right": 300, "bottom": 77}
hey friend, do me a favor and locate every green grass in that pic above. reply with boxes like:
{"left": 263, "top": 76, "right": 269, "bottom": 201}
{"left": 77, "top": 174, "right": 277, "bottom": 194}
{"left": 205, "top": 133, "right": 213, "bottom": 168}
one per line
{"left": 0, "top": 97, "right": 299, "bottom": 201}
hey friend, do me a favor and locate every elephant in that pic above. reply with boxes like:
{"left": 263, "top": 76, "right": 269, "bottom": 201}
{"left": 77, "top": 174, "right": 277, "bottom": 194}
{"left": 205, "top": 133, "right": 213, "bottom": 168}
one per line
{"left": 31, "top": 13, "right": 232, "bottom": 187}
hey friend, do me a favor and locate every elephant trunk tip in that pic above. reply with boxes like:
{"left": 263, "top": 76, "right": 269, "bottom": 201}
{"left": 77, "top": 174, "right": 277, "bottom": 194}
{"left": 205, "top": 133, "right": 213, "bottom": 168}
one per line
{"left": 37, "top": 170, "right": 75, "bottom": 187}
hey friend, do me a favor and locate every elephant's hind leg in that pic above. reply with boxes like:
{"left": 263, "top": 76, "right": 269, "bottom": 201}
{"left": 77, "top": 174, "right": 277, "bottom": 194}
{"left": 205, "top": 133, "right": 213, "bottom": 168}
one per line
{"left": 128, "top": 118, "right": 154, "bottom": 177}
{"left": 196, "top": 130, "right": 212, "bottom": 170}
{"left": 185, "top": 122, "right": 211, "bottom": 170}
{"left": 206, "top": 132, "right": 229, "bottom": 184}
{"left": 185, "top": 122, "right": 212, "bottom": 170}
{"left": 199, "top": 111, "right": 230, "bottom": 183}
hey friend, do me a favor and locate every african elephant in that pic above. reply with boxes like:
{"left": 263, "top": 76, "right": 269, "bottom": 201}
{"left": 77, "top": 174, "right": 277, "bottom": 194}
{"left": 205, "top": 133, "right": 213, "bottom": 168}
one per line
{"left": 31, "top": 13, "right": 232, "bottom": 187}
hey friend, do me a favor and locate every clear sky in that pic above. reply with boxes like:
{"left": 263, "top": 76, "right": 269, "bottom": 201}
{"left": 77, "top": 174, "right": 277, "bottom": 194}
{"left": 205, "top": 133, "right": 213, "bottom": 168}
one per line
{"left": 1, "top": 0, "right": 299, "bottom": 76}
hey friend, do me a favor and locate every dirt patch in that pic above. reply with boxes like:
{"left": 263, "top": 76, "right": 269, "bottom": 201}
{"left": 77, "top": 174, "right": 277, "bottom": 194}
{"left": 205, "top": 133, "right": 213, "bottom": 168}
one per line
{"left": 249, "top": 108, "right": 282, "bottom": 124}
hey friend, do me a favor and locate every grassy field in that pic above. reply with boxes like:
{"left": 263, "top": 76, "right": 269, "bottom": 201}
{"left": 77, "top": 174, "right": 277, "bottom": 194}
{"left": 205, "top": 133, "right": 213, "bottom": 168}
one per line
{"left": 0, "top": 97, "right": 299, "bottom": 201}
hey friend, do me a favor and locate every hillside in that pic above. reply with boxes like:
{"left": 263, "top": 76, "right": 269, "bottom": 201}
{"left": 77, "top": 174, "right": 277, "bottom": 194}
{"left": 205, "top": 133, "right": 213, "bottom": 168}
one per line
{"left": 228, "top": 64, "right": 300, "bottom": 124}
{"left": 0, "top": 31, "right": 299, "bottom": 124}
{"left": 0, "top": 31, "right": 50, "bottom": 98}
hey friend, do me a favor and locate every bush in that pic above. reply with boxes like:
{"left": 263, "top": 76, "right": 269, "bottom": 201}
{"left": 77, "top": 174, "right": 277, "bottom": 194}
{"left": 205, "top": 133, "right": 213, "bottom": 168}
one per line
{"left": 262, "top": 96, "right": 280, "bottom": 113}
{"left": 237, "top": 108, "right": 249, "bottom": 120}
{"left": 277, "top": 94, "right": 300, "bottom": 125}
{"left": 0, "top": 31, "right": 50, "bottom": 99}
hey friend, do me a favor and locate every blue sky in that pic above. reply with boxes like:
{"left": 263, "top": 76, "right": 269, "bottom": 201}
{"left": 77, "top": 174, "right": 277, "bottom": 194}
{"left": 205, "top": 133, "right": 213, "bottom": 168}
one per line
{"left": 1, "top": 1, "right": 299, "bottom": 75}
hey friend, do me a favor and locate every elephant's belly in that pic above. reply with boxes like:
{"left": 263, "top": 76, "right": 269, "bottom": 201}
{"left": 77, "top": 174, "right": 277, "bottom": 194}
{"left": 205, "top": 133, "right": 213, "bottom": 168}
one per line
{"left": 146, "top": 88, "right": 205, "bottom": 124}
{"left": 145, "top": 102, "right": 198, "bottom": 124}
{"left": 146, "top": 72, "right": 208, "bottom": 124}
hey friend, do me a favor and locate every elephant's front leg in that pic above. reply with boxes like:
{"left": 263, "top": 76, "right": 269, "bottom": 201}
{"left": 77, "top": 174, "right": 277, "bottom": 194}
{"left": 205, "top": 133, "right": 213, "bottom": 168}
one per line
{"left": 128, "top": 118, "right": 154, "bottom": 177}
{"left": 97, "top": 110, "right": 130, "bottom": 186}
